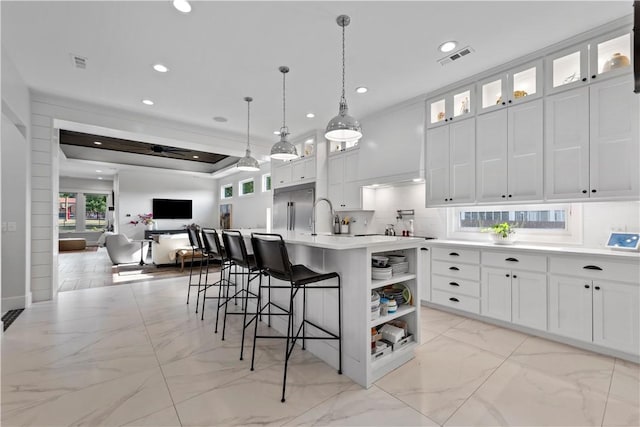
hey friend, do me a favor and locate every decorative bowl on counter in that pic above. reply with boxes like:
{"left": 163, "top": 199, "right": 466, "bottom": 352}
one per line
{"left": 490, "top": 232, "right": 517, "bottom": 245}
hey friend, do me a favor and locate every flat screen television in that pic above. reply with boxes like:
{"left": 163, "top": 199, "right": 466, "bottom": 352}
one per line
{"left": 152, "top": 198, "right": 192, "bottom": 219}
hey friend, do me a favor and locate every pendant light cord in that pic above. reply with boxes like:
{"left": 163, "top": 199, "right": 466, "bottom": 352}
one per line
{"left": 341, "top": 21, "right": 346, "bottom": 104}
{"left": 246, "top": 98, "right": 251, "bottom": 150}
{"left": 281, "top": 70, "right": 287, "bottom": 134}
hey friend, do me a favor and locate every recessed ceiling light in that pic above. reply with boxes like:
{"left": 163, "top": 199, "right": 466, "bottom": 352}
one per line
{"left": 305, "top": 139, "right": 314, "bottom": 144}
{"left": 273, "top": 131, "right": 281, "bottom": 135}
{"left": 213, "top": 116, "right": 228, "bottom": 122}
{"left": 192, "top": 155, "right": 199, "bottom": 159}
{"left": 94, "top": 141, "right": 102, "bottom": 145}
{"left": 371, "top": 184, "right": 379, "bottom": 187}
{"left": 355, "top": 87, "right": 368, "bottom": 94}
{"left": 173, "top": 0, "right": 191, "bottom": 13}
{"left": 439, "top": 41, "right": 457, "bottom": 53}
{"left": 413, "top": 178, "right": 424, "bottom": 182}
{"left": 153, "top": 64, "right": 169, "bottom": 73}
{"left": 96, "top": 169, "right": 102, "bottom": 173}
{"left": 142, "top": 99, "right": 154, "bottom": 106}
{"left": 306, "top": 113, "right": 315, "bottom": 118}
{"left": 97, "top": 177, "right": 103, "bottom": 180}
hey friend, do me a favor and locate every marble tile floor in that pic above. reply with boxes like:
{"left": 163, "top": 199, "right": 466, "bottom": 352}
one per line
{"left": 2, "top": 276, "right": 638, "bottom": 427}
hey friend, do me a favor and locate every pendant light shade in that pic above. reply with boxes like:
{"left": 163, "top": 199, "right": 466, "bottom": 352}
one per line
{"left": 270, "top": 66, "right": 298, "bottom": 161}
{"left": 237, "top": 96, "right": 260, "bottom": 171}
{"left": 325, "top": 15, "right": 362, "bottom": 143}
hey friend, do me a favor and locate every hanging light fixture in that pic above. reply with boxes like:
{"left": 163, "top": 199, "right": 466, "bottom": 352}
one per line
{"left": 237, "top": 96, "right": 260, "bottom": 171}
{"left": 325, "top": 15, "right": 362, "bottom": 144}
{"left": 270, "top": 66, "right": 298, "bottom": 160}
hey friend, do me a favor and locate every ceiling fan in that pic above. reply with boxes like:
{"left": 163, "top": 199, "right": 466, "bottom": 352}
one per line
{"left": 150, "top": 145, "right": 190, "bottom": 156}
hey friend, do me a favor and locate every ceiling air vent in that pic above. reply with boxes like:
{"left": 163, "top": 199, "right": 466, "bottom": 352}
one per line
{"left": 70, "top": 54, "right": 87, "bottom": 69}
{"left": 438, "top": 46, "right": 474, "bottom": 66}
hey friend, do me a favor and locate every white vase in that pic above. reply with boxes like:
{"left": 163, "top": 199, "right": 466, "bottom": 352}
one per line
{"left": 146, "top": 223, "right": 154, "bottom": 231}
{"left": 490, "top": 232, "right": 517, "bottom": 245}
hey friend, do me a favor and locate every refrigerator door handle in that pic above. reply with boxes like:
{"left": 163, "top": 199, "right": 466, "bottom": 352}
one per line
{"left": 287, "top": 202, "right": 292, "bottom": 230}
{"left": 291, "top": 202, "right": 295, "bottom": 231}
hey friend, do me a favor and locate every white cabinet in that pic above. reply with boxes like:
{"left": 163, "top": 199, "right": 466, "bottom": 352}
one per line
{"left": 545, "top": 76, "right": 639, "bottom": 200}
{"left": 511, "top": 271, "right": 548, "bottom": 330}
{"left": 291, "top": 157, "right": 316, "bottom": 182}
{"left": 546, "top": 29, "right": 632, "bottom": 95}
{"left": 425, "top": 117, "right": 475, "bottom": 206}
{"left": 272, "top": 157, "right": 316, "bottom": 190}
{"left": 420, "top": 247, "right": 431, "bottom": 302}
{"left": 430, "top": 246, "right": 480, "bottom": 314}
{"left": 476, "top": 99, "right": 543, "bottom": 203}
{"left": 549, "top": 255, "right": 640, "bottom": 355}
{"left": 481, "top": 267, "right": 512, "bottom": 322}
{"left": 328, "top": 149, "right": 361, "bottom": 210}
{"left": 272, "top": 161, "right": 292, "bottom": 188}
{"left": 478, "top": 60, "right": 543, "bottom": 114}
{"left": 427, "top": 85, "right": 474, "bottom": 128}
{"left": 357, "top": 101, "right": 423, "bottom": 183}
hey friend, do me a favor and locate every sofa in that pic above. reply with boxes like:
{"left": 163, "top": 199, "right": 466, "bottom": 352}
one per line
{"left": 152, "top": 233, "right": 191, "bottom": 265}
{"left": 105, "top": 234, "right": 148, "bottom": 265}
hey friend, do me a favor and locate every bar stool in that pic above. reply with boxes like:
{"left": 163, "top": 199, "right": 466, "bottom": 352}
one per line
{"left": 186, "top": 227, "right": 206, "bottom": 310}
{"left": 199, "top": 229, "right": 232, "bottom": 322}
{"left": 219, "top": 230, "right": 260, "bottom": 345}
{"left": 249, "top": 232, "right": 342, "bottom": 403}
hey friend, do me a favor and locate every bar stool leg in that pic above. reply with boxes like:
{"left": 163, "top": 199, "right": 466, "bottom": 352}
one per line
{"left": 338, "top": 276, "right": 342, "bottom": 375}
{"left": 187, "top": 253, "right": 195, "bottom": 304}
{"left": 195, "top": 253, "right": 205, "bottom": 313}
{"left": 239, "top": 269, "right": 248, "bottom": 360}
{"left": 302, "top": 285, "right": 307, "bottom": 350}
{"left": 221, "top": 264, "right": 233, "bottom": 341}
{"left": 281, "top": 286, "right": 295, "bottom": 403}
{"left": 214, "top": 261, "right": 228, "bottom": 334}
{"left": 250, "top": 273, "right": 263, "bottom": 371}
{"left": 200, "top": 256, "right": 209, "bottom": 320}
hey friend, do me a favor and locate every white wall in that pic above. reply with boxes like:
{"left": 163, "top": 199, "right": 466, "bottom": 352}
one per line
{"left": 118, "top": 169, "right": 217, "bottom": 240}
{"left": 583, "top": 201, "right": 640, "bottom": 248}
{"left": 1, "top": 49, "right": 31, "bottom": 310}
{"left": 215, "top": 163, "right": 272, "bottom": 229}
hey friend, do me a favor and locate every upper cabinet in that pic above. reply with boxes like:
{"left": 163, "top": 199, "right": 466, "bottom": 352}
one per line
{"left": 271, "top": 134, "right": 317, "bottom": 189}
{"left": 328, "top": 148, "right": 362, "bottom": 210}
{"left": 545, "top": 75, "right": 639, "bottom": 201}
{"left": 478, "top": 60, "right": 543, "bottom": 114}
{"left": 427, "top": 85, "right": 475, "bottom": 128}
{"left": 546, "top": 29, "right": 632, "bottom": 95}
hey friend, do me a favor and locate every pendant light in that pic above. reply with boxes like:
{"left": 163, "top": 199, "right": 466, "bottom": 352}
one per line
{"left": 325, "top": 15, "right": 362, "bottom": 143}
{"left": 270, "top": 66, "right": 298, "bottom": 160}
{"left": 237, "top": 96, "right": 260, "bottom": 171}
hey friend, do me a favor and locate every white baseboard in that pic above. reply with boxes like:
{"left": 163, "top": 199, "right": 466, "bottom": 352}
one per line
{"left": 26, "top": 291, "right": 33, "bottom": 307}
{"left": 2, "top": 295, "right": 27, "bottom": 311}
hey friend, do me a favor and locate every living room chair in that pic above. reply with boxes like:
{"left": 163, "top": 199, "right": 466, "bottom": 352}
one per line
{"left": 104, "top": 234, "right": 148, "bottom": 265}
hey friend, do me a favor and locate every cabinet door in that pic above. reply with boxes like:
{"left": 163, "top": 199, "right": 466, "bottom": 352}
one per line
{"left": 304, "top": 157, "right": 317, "bottom": 180}
{"left": 425, "top": 126, "right": 450, "bottom": 206}
{"left": 508, "top": 60, "right": 543, "bottom": 105}
{"left": 512, "top": 271, "right": 547, "bottom": 330}
{"left": 507, "top": 99, "right": 543, "bottom": 201}
{"left": 427, "top": 96, "right": 447, "bottom": 128}
{"left": 592, "top": 280, "right": 640, "bottom": 355}
{"left": 272, "top": 163, "right": 292, "bottom": 188}
{"left": 328, "top": 183, "right": 344, "bottom": 209}
{"left": 545, "top": 43, "right": 589, "bottom": 95}
{"left": 476, "top": 109, "right": 508, "bottom": 202}
{"left": 478, "top": 73, "right": 508, "bottom": 114}
{"left": 589, "top": 76, "right": 640, "bottom": 199}
{"left": 341, "top": 182, "right": 361, "bottom": 210}
{"left": 545, "top": 87, "right": 590, "bottom": 200}
{"left": 449, "top": 118, "right": 475, "bottom": 204}
{"left": 549, "top": 275, "right": 592, "bottom": 342}
{"left": 421, "top": 247, "right": 431, "bottom": 302}
{"left": 328, "top": 154, "right": 345, "bottom": 186}
{"left": 343, "top": 150, "right": 359, "bottom": 183}
{"left": 291, "top": 158, "right": 315, "bottom": 182}
{"left": 481, "top": 267, "right": 512, "bottom": 322}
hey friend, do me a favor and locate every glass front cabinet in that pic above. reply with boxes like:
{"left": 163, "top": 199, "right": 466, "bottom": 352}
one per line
{"left": 546, "top": 29, "right": 632, "bottom": 95}
{"left": 478, "top": 60, "right": 543, "bottom": 114}
{"left": 427, "top": 85, "right": 474, "bottom": 128}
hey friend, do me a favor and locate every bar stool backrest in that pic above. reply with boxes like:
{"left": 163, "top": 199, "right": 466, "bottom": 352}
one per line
{"left": 222, "top": 230, "right": 251, "bottom": 268}
{"left": 202, "top": 229, "right": 222, "bottom": 258}
{"left": 187, "top": 227, "right": 203, "bottom": 251}
{"left": 251, "top": 233, "right": 292, "bottom": 282}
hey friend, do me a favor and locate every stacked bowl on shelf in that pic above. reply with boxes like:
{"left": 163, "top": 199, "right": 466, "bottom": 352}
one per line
{"left": 371, "top": 255, "right": 392, "bottom": 280}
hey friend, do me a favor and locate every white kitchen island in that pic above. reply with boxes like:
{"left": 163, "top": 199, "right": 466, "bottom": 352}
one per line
{"left": 250, "top": 232, "right": 425, "bottom": 388}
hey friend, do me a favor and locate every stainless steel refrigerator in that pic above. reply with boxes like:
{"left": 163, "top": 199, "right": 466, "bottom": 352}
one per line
{"left": 272, "top": 182, "right": 315, "bottom": 231}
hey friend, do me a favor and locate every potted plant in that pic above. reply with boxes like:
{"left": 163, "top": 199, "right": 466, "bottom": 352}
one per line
{"left": 483, "top": 222, "right": 517, "bottom": 245}
{"left": 130, "top": 213, "right": 155, "bottom": 230}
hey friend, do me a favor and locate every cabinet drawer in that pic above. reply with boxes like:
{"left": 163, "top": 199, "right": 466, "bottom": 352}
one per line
{"left": 432, "top": 274, "right": 480, "bottom": 298}
{"left": 482, "top": 251, "right": 547, "bottom": 272}
{"left": 550, "top": 256, "right": 640, "bottom": 283}
{"left": 432, "top": 289, "right": 480, "bottom": 314}
{"left": 433, "top": 260, "right": 480, "bottom": 281}
{"left": 432, "top": 247, "right": 480, "bottom": 264}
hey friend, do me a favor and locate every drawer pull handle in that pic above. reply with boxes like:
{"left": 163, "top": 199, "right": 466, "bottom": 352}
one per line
{"left": 421, "top": 247, "right": 429, "bottom": 251}
{"left": 505, "top": 257, "right": 519, "bottom": 262}
{"left": 583, "top": 265, "right": 603, "bottom": 271}
{"left": 374, "top": 351, "right": 385, "bottom": 359}
{"left": 449, "top": 282, "right": 460, "bottom": 287}
{"left": 594, "top": 286, "right": 600, "bottom": 290}
{"left": 449, "top": 252, "right": 460, "bottom": 256}
{"left": 449, "top": 297, "right": 459, "bottom": 302}
{"left": 449, "top": 266, "right": 460, "bottom": 271}
{"left": 584, "top": 284, "right": 590, "bottom": 289}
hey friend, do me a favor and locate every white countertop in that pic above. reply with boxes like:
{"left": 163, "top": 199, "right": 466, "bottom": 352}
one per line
{"left": 427, "top": 239, "right": 640, "bottom": 259}
{"left": 280, "top": 232, "right": 424, "bottom": 250}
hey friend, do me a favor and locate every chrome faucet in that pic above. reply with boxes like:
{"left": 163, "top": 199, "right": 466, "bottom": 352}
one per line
{"left": 311, "top": 197, "right": 334, "bottom": 236}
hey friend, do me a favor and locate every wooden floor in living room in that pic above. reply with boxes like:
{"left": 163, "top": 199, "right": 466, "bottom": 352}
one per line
{"left": 57, "top": 247, "right": 214, "bottom": 292}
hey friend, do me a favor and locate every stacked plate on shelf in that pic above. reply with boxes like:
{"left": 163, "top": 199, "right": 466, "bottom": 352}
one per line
{"left": 387, "top": 255, "right": 409, "bottom": 275}
{"left": 372, "top": 266, "right": 393, "bottom": 280}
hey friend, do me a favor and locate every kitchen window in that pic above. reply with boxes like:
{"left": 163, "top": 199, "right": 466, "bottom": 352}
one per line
{"left": 448, "top": 203, "right": 582, "bottom": 244}
{"left": 262, "top": 174, "right": 271, "bottom": 192}
{"left": 239, "top": 178, "right": 254, "bottom": 196}
{"left": 221, "top": 184, "right": 233, "bottom": 199}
